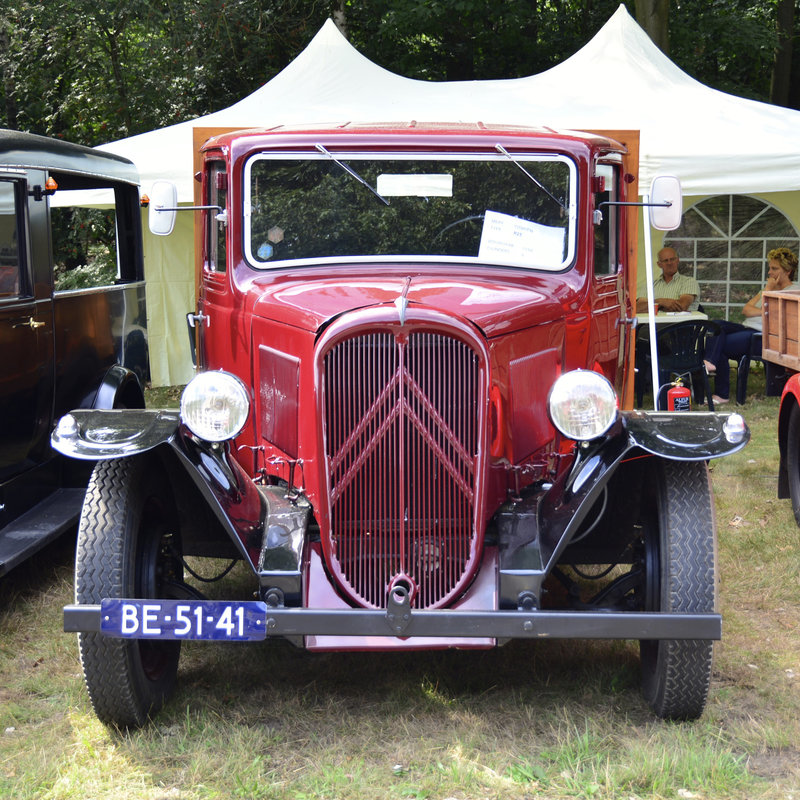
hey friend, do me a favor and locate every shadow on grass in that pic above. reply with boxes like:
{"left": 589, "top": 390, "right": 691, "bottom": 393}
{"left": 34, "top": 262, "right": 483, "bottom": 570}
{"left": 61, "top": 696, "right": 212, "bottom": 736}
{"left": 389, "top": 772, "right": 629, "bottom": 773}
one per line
{"left": 169, "top": 633, "right": 648, "bottom": 729}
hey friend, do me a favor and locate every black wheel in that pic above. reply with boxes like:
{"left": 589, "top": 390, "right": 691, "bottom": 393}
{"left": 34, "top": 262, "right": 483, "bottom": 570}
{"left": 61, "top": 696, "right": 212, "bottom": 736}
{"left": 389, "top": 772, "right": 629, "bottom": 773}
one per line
{"left": 785, "top": 403, "right": 800, "bottom": 526}
{"left": 639, "top": 459, "right": 717, "bottom": 720}
{"left": 75, "top": 455, "right": 183, "bottom": 728}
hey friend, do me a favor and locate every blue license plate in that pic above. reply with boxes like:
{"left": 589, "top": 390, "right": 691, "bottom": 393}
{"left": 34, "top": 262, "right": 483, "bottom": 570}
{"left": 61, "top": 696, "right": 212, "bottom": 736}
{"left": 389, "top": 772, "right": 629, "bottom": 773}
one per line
{"left": 100, "top": 599, "right": 268, "bottom": 641}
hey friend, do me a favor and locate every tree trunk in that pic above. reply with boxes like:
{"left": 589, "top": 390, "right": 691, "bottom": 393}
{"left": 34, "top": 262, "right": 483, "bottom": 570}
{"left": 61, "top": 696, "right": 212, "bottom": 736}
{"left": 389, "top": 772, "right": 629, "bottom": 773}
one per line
{"left": 635, "top": 0, "right": 669, "bottom": 55}
{"left": 332, "top": 1, "right": 348, "bottom": 38}
{"left": 789, "top": 37, "right": 800, "bottom": 110}
{"left": 771, "top": 0, "right": 794, "bottom": 106}
{"left": 103, "top": 28, "right": 134, "bottom": 136}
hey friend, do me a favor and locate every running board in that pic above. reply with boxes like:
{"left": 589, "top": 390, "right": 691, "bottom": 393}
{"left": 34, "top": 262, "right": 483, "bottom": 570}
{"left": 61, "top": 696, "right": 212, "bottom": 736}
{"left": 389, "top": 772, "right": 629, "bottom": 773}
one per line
{"left": 0, "top": 488, "right": 84, "bottom": 576}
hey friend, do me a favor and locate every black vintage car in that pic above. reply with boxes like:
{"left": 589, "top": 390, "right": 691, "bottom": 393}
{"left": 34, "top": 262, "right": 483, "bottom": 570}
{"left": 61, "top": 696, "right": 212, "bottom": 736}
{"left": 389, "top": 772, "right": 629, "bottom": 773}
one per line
{"left": 0, "top": 129, "right": 148, "bottom": 575}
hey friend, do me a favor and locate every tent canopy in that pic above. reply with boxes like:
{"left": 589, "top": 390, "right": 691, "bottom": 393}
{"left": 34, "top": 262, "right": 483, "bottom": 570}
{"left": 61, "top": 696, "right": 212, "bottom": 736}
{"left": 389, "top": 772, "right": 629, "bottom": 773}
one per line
{"left": 98, "top": 4, "right": 800, "bottom": 386}
{"left": 100, "top": 4, "right": 800, "bottom": 200}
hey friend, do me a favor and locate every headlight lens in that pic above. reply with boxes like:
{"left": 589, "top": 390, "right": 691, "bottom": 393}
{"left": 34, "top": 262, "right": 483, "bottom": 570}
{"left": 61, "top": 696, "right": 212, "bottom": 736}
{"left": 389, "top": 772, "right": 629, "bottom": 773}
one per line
{"left": 180, "top": 371, "right": 250, "bottom": 442}
{"left": 548, "top": 370, "right": 617, "bottom": 441}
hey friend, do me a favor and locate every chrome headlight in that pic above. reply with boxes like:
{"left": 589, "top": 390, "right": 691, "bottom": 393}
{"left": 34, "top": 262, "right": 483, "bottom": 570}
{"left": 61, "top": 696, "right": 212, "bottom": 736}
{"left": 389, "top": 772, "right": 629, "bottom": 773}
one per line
{"left": 548, "top": 370, "right": 617, "bottom": 441}
{"left": 180, "top": 371, "right": 250, "bottom": 442}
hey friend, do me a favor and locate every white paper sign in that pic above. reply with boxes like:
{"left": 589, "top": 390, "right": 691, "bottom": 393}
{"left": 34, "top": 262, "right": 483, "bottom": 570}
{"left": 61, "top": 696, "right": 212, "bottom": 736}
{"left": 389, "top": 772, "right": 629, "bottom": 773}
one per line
{"left": 376, "top": 173, "right": 453, "bottom": 197}
{"left": 478, "top": 209, "right": 565, "bottom": 267}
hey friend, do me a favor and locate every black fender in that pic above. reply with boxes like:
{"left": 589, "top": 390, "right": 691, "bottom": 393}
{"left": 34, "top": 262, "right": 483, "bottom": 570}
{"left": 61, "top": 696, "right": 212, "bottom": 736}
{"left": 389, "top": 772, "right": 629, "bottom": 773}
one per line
{"left": 93, "top": 364, "right": 145, "bottom": 410}
{"left": 498, "top": 409, "right": 749, "bottom": 606}
{"left": 51, "top": 408, "right": 274, "bottom": 570}
{"left": 620, "top": 409, "right": 749, "bottom": 461}
{"left": 551, "top": 409, "right": 748, "bottom": 552}
{"left": 52, "top": 408, "right": 181, "bottom": 460}
{"left": 166, "top": 432, "right": 270, "bottom": 567}
{"left": 54, "top": 406, "right": 749, "bottom": 596}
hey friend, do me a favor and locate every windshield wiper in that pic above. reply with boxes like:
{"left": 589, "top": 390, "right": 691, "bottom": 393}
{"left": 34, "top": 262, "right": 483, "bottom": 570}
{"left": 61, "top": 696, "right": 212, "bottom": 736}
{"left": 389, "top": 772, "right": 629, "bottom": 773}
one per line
{"left": 495, "top": 144, "right": 567, "bottom": 211}
{"left": 315, "top": 144, "right": 390, "bottom": 206}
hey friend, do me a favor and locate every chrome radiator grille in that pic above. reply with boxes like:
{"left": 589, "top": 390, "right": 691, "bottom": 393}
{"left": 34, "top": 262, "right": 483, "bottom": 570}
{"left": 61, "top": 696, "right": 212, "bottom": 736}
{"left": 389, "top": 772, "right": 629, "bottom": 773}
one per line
{"left": 323, "top": 331, "right": 481, "bottom": 609}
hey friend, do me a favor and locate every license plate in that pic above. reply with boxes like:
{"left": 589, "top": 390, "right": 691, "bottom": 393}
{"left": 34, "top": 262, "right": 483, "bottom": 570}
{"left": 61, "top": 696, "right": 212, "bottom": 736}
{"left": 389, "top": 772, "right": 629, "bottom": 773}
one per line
{"left": 100, "top": 599, "right": 268, "bottom": 641}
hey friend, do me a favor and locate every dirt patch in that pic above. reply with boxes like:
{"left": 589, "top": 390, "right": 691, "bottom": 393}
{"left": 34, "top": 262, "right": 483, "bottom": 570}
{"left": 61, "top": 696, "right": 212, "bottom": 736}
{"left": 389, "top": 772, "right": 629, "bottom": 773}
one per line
{"left": 747, "top": 748, "right": 800, "bottom": 781}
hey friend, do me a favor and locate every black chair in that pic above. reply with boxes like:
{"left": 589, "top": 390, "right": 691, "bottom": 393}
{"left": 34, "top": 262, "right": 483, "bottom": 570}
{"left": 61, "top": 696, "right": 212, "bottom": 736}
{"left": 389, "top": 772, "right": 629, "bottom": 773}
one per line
{"left": 635, "top": 320, "right": 720, "bottom": 410}
{"left": 735, "top": 332, "right": 789, "bottom": 403}
{"left": 735, "top": 333, "right": 761, "bottom": 405}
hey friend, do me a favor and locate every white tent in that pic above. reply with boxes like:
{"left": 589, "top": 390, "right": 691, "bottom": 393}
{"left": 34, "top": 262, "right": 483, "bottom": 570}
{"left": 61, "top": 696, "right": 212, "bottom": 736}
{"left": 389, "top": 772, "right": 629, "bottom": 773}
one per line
{"left": 100, "top": 4, "right": 800, "bottom": 384}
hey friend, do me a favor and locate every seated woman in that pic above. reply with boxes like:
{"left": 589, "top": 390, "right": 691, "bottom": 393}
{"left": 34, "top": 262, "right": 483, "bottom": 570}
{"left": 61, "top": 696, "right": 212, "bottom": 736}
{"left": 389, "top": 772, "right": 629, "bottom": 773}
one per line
{"left": 706, "top": 247, "right": 799, "bottom": 403}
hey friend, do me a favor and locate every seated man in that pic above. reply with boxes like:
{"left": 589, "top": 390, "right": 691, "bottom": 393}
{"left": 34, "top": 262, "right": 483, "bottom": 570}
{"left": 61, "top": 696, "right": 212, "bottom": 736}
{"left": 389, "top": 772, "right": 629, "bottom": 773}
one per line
{"left": 635, "top": 247, "right": 699, "bottom": 313}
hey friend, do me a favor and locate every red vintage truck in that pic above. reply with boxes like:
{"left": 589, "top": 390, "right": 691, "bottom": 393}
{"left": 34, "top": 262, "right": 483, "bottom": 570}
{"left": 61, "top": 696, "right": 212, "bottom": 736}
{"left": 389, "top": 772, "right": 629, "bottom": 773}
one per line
{"left": 53, "top": 123, "right": 748, "bottom": 727}
{"left": 763, "top": 289, "right": 800, "bottom": 522}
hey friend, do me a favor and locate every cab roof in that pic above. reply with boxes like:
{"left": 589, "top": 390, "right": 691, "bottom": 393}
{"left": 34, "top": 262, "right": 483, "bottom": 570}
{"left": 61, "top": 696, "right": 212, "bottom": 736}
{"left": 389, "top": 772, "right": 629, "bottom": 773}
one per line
{"left": 0, "top": 128, "right": 139, "bottom": 185}
{"left": 201, "top": 121, "right": 626, "bottom": 157}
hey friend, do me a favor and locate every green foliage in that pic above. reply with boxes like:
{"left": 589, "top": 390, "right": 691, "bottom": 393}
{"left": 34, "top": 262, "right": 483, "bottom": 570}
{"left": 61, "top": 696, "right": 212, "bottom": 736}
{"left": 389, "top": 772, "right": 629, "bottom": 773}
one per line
{"left": 51, "top": 207, "right": 118, "bottom": 290}
{"left": 345, "top": 0, "right": 629, "bottom": 80}
{"left": 0, "top": 0, "right": 793, "bottom": 150}
{"left": 0, "top": 0, "right": 330, "bottom": 143}
{"left": 53, "top": 251, "right": 117, "bottom": 291}
{"left": 670, "top": 0, "right": 778, "bottom": 101}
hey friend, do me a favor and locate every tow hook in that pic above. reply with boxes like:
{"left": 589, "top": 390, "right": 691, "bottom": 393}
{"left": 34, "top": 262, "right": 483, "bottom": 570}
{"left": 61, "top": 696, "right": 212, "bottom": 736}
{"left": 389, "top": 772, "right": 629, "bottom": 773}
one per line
{"left": 386, "top": 585, "right": 412, "bottom": 634}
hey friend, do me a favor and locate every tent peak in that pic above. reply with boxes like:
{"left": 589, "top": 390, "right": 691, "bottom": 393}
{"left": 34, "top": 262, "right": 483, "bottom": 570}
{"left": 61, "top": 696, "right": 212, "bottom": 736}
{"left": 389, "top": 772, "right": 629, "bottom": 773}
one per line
{"left": 315, "top": 17, "right": 349, "bottom": 42}
{"left": 548, "top": 1, "right": 703, "bottom": 90}
{"left": 609, "top": 3, "right": 634, "bottom": 23}
{"left": 321, "top": 16, "right": 348, "bottom": 39}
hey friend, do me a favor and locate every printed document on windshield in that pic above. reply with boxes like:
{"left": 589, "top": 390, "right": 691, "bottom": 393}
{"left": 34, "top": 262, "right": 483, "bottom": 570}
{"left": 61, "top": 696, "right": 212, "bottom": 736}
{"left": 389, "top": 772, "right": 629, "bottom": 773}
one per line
{"left": 478, "top": 210, "right": 565, "bottom": 268}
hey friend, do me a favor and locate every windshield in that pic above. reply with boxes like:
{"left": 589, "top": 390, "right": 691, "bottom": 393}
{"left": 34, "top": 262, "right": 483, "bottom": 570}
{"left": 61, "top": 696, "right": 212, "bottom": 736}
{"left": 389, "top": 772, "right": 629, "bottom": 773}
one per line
{"left": 244, "top": 151, "right": 576, "bottom": 271}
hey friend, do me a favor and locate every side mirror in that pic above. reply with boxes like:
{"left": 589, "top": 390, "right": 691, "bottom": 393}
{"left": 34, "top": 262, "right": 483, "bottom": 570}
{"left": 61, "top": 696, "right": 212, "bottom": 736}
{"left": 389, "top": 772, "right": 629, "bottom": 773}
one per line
{"left": 148, "top": 180, "right": 178, "bottom": 236}
{"left": 649, "top": 175, "right": 682, "bottom": 231}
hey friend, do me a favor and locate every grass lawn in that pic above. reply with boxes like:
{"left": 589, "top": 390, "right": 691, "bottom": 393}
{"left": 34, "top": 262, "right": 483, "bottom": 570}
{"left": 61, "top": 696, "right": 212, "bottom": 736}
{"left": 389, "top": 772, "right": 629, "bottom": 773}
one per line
{"left": 1, "top": 368, "right": 798, "bottom": 800}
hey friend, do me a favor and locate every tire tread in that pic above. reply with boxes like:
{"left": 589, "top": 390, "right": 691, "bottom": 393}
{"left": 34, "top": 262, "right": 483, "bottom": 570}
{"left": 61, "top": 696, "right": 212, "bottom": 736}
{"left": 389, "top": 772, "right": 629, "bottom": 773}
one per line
{"left": 74, "top": 457, "right": 177, "bottom": 728}
{"left": 643, "top": 459, "right": 717, "bottom": 720}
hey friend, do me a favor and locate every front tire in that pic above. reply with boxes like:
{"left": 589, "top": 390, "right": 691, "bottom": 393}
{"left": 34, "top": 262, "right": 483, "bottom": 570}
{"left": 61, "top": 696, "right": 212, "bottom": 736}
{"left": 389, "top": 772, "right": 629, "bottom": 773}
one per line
{"left": 640, "top": 459, "right": 717, "bottom": 720}
{"left": 75, "top": 455, "right": 183, "bottom": 728}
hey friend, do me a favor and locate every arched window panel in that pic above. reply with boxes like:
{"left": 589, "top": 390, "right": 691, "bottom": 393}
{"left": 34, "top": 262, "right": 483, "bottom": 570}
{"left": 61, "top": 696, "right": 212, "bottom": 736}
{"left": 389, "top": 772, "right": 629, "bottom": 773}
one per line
{"left": 665, "top": 194, "right": 800, "bottom": 322}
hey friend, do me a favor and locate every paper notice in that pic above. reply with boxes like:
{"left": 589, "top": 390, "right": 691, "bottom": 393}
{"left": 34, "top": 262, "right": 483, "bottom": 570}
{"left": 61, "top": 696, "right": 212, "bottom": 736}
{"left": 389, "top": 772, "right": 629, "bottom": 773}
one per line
{"left": 478, "top": 209, "right": 565, "bottom": 267}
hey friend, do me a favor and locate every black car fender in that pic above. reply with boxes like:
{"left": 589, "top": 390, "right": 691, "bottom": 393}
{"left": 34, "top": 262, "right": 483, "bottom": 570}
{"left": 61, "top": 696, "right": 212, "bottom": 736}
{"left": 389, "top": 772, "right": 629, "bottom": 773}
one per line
{"left": 620, "top": 409, "right": 749, "bottom": 461}
{"left": 492, "top": 409, "right": 749, "bottom": 606}
{"left": 51, "top": 408, "right": 267, "bottom": 566}
{"left": 558, "top": 409, "right": 748, "bottom": 535}
{"left": 52, "top": 407, "right": 749, "bottom": 581}
{"left": 554, "top": 409, "right": 749, "bottom": 547}
{"left": 93, "top": 364, "right": 146, "bottom": 410}
{"left": 52, "top": 408, "right": 181, "bottom": 460}
{"left": 777, "top": 392, "right": 796, "bottom": 499}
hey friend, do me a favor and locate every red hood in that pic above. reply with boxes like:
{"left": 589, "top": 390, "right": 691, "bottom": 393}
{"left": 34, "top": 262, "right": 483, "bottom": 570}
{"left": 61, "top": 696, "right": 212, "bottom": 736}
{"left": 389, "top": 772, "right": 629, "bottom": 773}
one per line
{"left": 249, "top": 274, "right": 567, "bottom": 337}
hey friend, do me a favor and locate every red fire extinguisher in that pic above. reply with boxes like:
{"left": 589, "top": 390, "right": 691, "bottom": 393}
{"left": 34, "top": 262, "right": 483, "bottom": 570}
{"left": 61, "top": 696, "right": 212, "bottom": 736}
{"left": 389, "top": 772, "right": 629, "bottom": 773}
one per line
{"left": 667, "top": 378, "right": 692, "bottom": 411}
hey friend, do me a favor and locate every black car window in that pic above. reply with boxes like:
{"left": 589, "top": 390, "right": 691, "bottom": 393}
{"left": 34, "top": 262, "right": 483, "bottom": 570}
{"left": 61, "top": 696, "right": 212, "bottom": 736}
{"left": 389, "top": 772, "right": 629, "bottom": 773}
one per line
{"left": 0, "top": 180, "right": 21, "bottom": 297}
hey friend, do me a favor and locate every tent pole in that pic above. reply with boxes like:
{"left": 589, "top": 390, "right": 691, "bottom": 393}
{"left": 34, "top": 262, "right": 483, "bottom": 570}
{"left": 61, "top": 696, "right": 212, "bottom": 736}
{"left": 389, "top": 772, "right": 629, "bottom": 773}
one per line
{"left": 642, "top": 196, "right": 660, "bottom": 410}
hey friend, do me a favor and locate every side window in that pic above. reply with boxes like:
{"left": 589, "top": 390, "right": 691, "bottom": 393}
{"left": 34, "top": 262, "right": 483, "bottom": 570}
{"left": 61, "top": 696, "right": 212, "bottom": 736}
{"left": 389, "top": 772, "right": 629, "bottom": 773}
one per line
{"left": 206, "top": 161, "right": 227, "bottom": 273}
{"left": 50, "top": 177, "right": 142, "bottom": 291}
{"left": 0, "top": 180, "right": 22, "bottom": 297}
{"left": 593, "top": 163, "right": 619, "bottom": 276}
{"left": 51, "top": 206, "right": 118, "bottom": 290}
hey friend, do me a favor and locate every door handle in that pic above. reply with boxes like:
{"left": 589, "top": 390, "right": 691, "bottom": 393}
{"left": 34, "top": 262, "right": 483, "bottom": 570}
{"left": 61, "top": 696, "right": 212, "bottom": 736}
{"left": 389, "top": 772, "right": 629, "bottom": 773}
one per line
{"left": 186, "top": 312, "right": 210, "bottom": 328}
{"left": 12, "top": 317, "right": 45, "bottom": 329}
